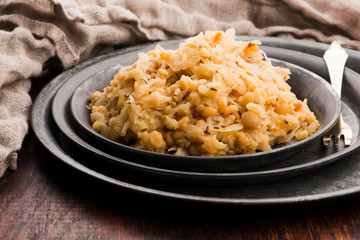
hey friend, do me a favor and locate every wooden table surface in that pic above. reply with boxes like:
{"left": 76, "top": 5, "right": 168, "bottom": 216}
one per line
{"left": 2, "top": 65, "right": 360, "bottom": 240}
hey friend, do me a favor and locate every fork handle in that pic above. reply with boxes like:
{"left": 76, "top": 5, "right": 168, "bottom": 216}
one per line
{"left": 323, "top": 41, "right": 348, "bottom": 98}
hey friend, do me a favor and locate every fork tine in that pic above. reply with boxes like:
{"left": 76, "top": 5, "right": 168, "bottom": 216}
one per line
{"left": 323, "top": 136, "right": 332, "bottom": 147}
{"left": 344, "top": 134, "right": 352, "bottom": 146}
{"left": 334, "top": 135, "right": 341, "bottom": 146}
{"left": 344, "top": 138, "right": 352, "bottom": 146}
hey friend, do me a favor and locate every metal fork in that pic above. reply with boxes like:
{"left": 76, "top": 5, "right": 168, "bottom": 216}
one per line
{"left": 322, "top": 41, "right": 352, "bottom": 147}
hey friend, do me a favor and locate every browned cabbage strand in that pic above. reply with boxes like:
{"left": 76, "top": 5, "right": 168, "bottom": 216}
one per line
{"left": 89, "top": 29, "right": 319, "bottom": 156}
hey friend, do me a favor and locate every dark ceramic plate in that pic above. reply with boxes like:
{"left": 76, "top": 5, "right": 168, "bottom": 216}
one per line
{"left": 31, "top": 38, "right": 360, "bottom": 205}
{"left": 67, "top": 41, "right": 340, "bottom": 173}
{"left": 50, "top": 71, "right": 357, "bottom": 185}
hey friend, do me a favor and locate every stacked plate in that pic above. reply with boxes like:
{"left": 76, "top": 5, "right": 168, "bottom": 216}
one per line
{"left": 31, "top": 37, "right": 360, "bottom": 205}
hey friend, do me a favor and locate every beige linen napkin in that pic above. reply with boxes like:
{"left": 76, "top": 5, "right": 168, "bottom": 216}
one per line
{"left": 0, "top": 0, "right": 359, "bottom": 177}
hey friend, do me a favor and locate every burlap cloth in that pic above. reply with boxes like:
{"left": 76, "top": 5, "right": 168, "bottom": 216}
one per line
{"left": 0, "top": 0, "right": 359, "bottom": 177}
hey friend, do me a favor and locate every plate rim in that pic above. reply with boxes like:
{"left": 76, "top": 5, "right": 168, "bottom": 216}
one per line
{"left": 68, "top": 55, "right": 341, "bottom": 167}
{"left": 50, "top": 54, "right": 348, "bottom": 185}
{"left": 31, "top": 37, "right": 360, "bottom": 205}
{"left": 57, "top": 39, "right": 341, "bottom": 173}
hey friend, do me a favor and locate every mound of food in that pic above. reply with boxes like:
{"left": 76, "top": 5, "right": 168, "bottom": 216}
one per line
{"left": 89, "top": 29, "right": 319, "bottom": 156}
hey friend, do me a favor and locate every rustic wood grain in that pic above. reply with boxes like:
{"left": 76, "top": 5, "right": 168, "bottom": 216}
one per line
{"left": 1, "top": 131, "right": 360, "bottom": 239}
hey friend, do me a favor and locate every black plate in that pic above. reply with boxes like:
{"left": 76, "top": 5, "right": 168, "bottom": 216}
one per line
{"left": 67, "top": 41, "right": 340, "bottom": 173}
{"left": 49, "top": 54, "right": 349, "bottom": 185}
{"left": 31, "top": 38, "right": 360, "bottom": 205}
{"left": 50, "top": 43, "right": 352, "bottom": 185}
{"left": 53, "top": 90, "right": 356, "bottom": 186}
